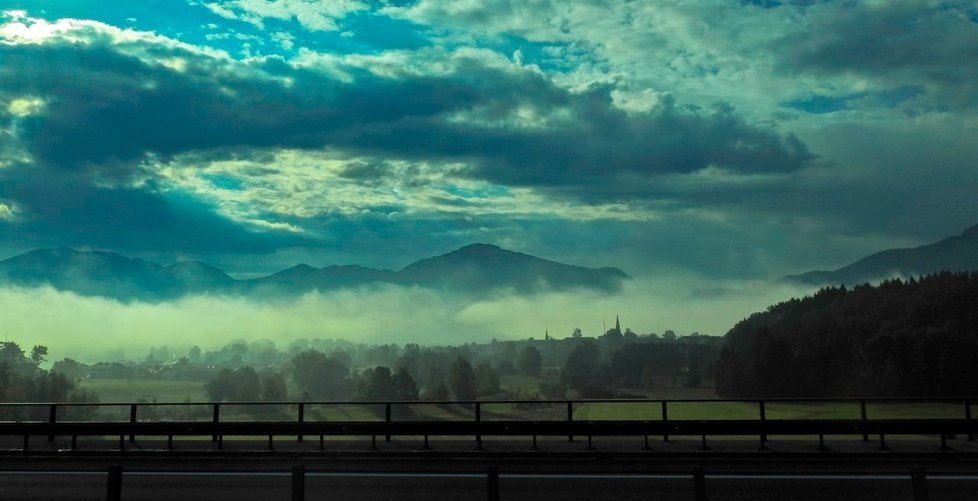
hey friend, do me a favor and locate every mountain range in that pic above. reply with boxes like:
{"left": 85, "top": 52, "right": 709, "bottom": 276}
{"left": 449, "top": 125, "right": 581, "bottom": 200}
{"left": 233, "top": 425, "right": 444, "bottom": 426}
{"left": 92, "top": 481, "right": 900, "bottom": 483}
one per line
{"left": 0, "top": 244, "right": 630, "bottom": 301}
{"left": 783, "top": 224, "right": 978, "bottom": 285}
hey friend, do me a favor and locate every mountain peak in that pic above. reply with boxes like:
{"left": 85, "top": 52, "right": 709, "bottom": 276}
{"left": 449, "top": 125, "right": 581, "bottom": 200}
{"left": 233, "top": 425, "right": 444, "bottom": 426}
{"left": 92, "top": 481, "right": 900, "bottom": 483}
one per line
{"left": 456, "top": 243, "right": 502, "bottom": 252}
{"left": 399, "top": 243, "right": 629, "bottom": 293}
{"left": 783, "top": 224, "right": 978, "bottom": 286}
{"left": 0, "top": 244, "right": 629, "bottom": 300}
{"left": 447, "top": 243, "right": 508, "bottom": 257}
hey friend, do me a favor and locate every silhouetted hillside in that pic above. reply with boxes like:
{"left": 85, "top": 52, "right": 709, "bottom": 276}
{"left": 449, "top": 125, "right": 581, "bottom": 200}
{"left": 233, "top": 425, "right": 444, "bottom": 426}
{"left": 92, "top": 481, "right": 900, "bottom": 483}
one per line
{"left": 245, "top": 264, "right": 397, "bottom": 293}
{"left": 0, "top": 248, "right": 233, "bottom": 300}
{"left": 783, "top": 224, "right": 978, "bottom": 285}
{"left": 0, "top": 244, "right": 630, "bottom": 301}
{"left": 397, "top": 243, "right": 629, "bottom": 293}
{"left": 717, "top": 271, "right": 978, "bottom": 398}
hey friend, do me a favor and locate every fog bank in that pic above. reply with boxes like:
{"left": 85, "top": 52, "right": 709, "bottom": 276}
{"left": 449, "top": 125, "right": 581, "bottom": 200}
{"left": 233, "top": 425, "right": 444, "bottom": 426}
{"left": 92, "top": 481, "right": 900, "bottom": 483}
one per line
{"left": 0, "top": 277, "right": 815, "bottom": 363}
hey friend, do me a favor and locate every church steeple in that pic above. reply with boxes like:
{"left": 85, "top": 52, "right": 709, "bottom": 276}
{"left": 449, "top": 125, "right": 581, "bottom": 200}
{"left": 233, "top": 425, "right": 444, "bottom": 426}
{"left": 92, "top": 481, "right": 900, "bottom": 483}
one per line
{"left": 614, "top": 315, "right": 621, "bottom": 335}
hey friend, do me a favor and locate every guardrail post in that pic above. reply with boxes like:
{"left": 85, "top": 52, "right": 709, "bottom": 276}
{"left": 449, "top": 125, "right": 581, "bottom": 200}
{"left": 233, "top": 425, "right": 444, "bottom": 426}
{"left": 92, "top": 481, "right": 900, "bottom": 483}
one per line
{"left": 567, "top": 401, "right": 574, "bottom": 442}
{"left": 129, "top": 404, "right": 137, "bottom": 442}
{"left": 297, "top": 403, "right": 304, "bottom": 443}
{"left": 487, "top": 465, "right": 499, "bottom": 501}
{"left": 475, "top": 402, "right": 483, "bottom": 450}
{"left": 291, "top": 464, "right": 305, "bottom": 501}
{"left": 48, "top": 404, "right": 57, "bottom": 442}
{"left": 911, "top": 465, "right": 928, "bottom": 501}
{"left": 758, "top": 400, "right": 768, "bottom": 450}
{"left": 661, "top": 401, "right": 669, "bottom": 442}
{"left": 860, "top": 400, "right": 869, "bottom": 442}
{"left": 106, "top": 465, "right": 122, "bottom": 501}
{"left": 693, "top": 465, "right": 707, "bottom": 501}
{"left": 385, "top": 402, "right": 392, "bottom": 442}
{"left": 964, "top": 399, "right": 973, "bottom": 441}
{"left": 212, "top": 404, "right": 220, "bottom": 443}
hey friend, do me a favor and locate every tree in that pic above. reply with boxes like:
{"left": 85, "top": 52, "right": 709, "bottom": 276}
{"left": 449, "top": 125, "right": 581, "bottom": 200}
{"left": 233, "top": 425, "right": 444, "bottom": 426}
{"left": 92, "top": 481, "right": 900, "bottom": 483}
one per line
{"left": 289, "top": 349, "right": 349, "bottom": 399}
{"left": 359, "top": 366, "right": 419, "bottom": 401}
{"left": 571, "top": 328, "right": 583, "bottom": 338}
{"left": 391, "top": 367, "right": 419, "bottom": 401}
{"left": 358, "top": 366, "right": 394, "bottom": 400}
{"left": 562, "top": 341, "right": 601, "bottom": 390}
{"left": 205, "top": 368, "right": 237, "bottom": 401}
{"left": 260, "top": 372, "right": 288, "bottom": 401}
{"left": 425, "top": 381, "right": 450, "bottom": 400}
{"left": 0, "top": 341, "right": 92, "bottom": 414}
{"left": 51, "top": 358, "right": 83, "bottom": 381}
{"left": 448, "top": 357, "right": 476, "bottom": 400}
{"left": 204, "top": 366, "right": 261, "bottom": 401}
{"left": 602, "top": 328, "right": 623, "bottom": 342}
{"left": 29, "top": 346, "right": 48, "bottom": 367}
{"left": 517, "top": 345, "right": 542, "bottom": 376}
{"left": 235, "top": 366, "right": 262, "bottom": 400}
{"left": 0, "top": 342, "right": 28, "bottom": 372}
{"left": 623, "top": 328, "right": 638, "bottom": 343}
{"left": 475, "top": 362, "right": 500, "bottom": 396}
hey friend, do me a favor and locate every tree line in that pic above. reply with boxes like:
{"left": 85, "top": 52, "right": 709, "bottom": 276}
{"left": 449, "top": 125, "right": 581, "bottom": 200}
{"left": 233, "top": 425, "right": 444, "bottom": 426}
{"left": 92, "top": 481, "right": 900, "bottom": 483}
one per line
{"left": 716, "top": 272, "right": 978, "bottom": 398}
{"left": 0, "top": 341, "right": 97, "bottom": 419}
{"left": 198, "top": 327, "right": 723, "bottom": 403}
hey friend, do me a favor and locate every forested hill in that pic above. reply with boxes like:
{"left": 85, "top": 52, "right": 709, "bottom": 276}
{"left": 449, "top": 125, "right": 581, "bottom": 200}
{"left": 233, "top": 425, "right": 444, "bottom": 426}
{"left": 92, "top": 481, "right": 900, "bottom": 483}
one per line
{"left": 716, "top": 271, "right": 978, "bottom": 398}
{"left": 782, "top": 224, "right": 978, "bottom": 285}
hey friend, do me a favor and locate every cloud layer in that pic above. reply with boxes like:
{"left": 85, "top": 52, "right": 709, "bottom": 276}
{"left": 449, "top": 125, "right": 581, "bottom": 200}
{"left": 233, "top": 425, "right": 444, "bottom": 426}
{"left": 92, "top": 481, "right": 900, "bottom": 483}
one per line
{"left": 1, "top": 1, "right": 977, "bottom": 283}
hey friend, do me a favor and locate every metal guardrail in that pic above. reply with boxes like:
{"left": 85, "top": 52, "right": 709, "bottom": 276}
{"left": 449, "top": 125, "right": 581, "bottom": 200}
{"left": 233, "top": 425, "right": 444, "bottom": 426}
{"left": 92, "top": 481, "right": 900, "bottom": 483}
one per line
{"left": 2, "top": 417, "right": 976, "bottom": 451}
{"left": 41, "top": 463, "right": 943, "bottom": 501}
{"left": 1, "top": 398, "right": 969, "bottom": 500}
{"left": 0, "top": 396, "right": 975, "bottom": 451}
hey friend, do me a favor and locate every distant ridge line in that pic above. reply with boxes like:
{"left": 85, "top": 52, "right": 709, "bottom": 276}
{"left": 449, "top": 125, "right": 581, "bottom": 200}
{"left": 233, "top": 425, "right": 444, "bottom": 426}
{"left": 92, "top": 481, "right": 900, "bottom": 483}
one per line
{"left": 0, "top": 244, "right": 630, "bottom": 301}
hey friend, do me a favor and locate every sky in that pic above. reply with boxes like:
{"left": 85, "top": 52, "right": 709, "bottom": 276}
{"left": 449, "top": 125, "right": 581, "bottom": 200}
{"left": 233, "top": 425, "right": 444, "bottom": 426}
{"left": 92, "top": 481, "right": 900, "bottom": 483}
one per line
{"left": 0, "top": 1, "right": 977, "bottom": 356}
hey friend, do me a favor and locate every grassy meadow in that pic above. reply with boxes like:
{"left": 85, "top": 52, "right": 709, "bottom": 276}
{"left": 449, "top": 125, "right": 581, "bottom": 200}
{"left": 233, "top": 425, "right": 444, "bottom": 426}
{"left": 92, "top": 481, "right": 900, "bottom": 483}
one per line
{"left": 80, "top": 378, "right": 209, "bottom": 403}
{"left": 74, "top": 377, "right": 970, "bottom": 423}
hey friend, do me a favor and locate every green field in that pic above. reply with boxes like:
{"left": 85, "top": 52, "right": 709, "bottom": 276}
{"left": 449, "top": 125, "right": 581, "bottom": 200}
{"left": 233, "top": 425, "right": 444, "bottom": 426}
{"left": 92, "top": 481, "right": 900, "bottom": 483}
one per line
{"left": 499, "top": 374, "right": 549, "bottom": 395}
{"left": 76, "top": 378, "right": 970, "bottom": 423}
{"left": 80, "top": 378, "right": 209, "bottom": 403}
{"left": 571, "top": 400, "right": 967, "bottom": 421}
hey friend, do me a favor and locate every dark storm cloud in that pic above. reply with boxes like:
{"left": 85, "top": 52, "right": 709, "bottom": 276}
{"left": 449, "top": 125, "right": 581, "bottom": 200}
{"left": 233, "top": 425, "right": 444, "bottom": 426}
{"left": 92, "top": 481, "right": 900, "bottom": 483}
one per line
{"left": 0, "top": 162, "right": 300, "bottom": 253}
{"left": 0, "top": 20, "right": 817, "bottom": 258}
{"left": 1, "top": 33, "right": 812, "bottom": 194}
{"left": 778, "top": 2, "right": 978, "bottom": 107}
